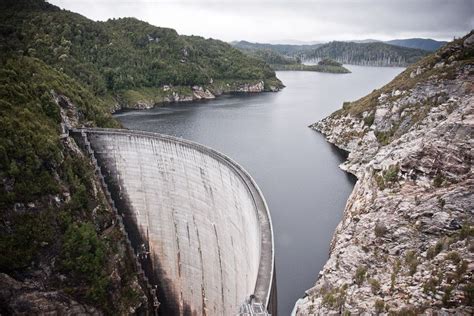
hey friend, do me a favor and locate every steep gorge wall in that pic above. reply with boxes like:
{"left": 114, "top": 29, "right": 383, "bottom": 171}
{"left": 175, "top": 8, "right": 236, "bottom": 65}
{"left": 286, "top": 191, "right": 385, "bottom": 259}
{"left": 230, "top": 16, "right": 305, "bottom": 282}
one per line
{"left": 294, "top": 33, "right": 473, "bottom": 314}
{"left": 75, "top": 129, "right": 275, "bottom": 315}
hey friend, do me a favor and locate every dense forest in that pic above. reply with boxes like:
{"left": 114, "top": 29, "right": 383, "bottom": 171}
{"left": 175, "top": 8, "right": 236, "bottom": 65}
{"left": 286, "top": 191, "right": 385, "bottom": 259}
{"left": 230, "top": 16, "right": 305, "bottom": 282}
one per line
{"left": 232, "top": 40, "right": 429, "bottom": 67}
{"left": 305, "top": 41, "right": 429, "bottom": 66}
{"left": 231, "top": 40, "right": 321, "bottom": 57}
{"left": 234, "top": 45, "right": 350, "bottom": 73}
{"left": 0, "top": 0, "right": 282, "bottom": 109}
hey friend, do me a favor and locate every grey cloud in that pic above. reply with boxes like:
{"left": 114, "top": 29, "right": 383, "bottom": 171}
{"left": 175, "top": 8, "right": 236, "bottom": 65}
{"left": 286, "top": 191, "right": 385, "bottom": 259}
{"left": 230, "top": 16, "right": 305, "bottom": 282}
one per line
{"left": 49, "top": 0, "right": 473, "bottom": 42}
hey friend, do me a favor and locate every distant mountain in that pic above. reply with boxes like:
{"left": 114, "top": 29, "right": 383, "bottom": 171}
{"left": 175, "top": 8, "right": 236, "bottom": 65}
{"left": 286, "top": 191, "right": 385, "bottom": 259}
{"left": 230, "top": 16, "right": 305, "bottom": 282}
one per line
{"left": 231, "top": 40, "right": 321, "bottom": 57}
{"left": 232, "top": 40, "right": 429, "bottom": 67}
{"left": 346, "top": 39, "right": 381, "bottom": 44}
{"left": 0, "top": 1, "right": 283, "bottom": 110}
{"left": 385, "top": 38, "right": 448, "bottom": 51}
{"left": 231, "top": 42, "right": 350, "bottom": 73}
{"left": 306, "top": 41, "right": 429, "bottom": 66}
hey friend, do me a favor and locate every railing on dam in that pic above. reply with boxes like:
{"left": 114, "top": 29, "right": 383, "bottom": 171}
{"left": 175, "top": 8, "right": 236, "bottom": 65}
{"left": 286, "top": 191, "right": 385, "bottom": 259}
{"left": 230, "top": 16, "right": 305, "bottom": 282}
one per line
{"left": 70, "top": 128, "right": 276, "bottom": 315}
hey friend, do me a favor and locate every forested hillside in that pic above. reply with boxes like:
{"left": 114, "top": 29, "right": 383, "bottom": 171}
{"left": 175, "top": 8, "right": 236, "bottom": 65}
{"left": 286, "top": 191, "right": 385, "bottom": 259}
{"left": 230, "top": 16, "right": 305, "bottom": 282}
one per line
{"left": 232, "top": 40, "right": 429, "bottom": 67}
{"left": 0, "top": 0, "right": 282, "bottom": 109}
{"left": 232, "top": 44, "right": 350, "bottom": 73}
{"left": 306, "top": 41, "right": 429, "bottom": 66}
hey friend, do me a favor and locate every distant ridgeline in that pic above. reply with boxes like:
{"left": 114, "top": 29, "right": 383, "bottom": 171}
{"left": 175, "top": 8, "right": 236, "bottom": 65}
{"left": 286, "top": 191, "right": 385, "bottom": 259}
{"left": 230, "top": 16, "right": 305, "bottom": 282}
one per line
{"left": 0, "top": 0, "right": 283, "bottom": 110}
{"left": 232, "top": 40, "right": 432, "bottom": 67}
{"left": 233, "top": 43, "right": 350, "bottom": 73}
{"left": 304, "top": 41, "right": 429, "bottom": 67}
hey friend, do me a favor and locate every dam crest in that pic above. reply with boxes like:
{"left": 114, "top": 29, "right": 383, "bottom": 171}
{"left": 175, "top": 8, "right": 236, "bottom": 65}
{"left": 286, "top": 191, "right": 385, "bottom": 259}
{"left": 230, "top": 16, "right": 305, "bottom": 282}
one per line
{"left": 71, "top": 128, "right": 276, "bottom": 315}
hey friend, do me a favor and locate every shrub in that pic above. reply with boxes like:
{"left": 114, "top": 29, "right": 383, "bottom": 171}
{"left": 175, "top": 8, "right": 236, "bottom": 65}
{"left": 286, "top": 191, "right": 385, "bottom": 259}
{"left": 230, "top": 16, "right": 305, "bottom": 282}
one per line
{"left": 405, "top": 250, "right": 418, "bottom": 276}
{"left": 426, "top": 239, "right": 444, "bottom": 259}
{"left": 0, "top": 210, "right": 55, "bottom": 271}
{"left": 446, "top": 251, "right": 461, "bottom": 264}
{"left": 60, "top": 222, "right": 109, "bottom": 304}
{"left": 383, "top": 165, "right": 399, "bottom": 183}
{"left": 463, "top": 282, "right": 474, "bottom": 306}
{"left": 433, "top": 173, "right": 444, "bottom": 187}
{"left": 375, "top": 299, "right": 385, "bottom": 314}
{"left": 374, "top": 222, "right": 388, "bottom": 238}
{"left": 321, "top": 285, "right": 347, "bottom": 309}
{"left": 364, "top": 113, "right": 375, "bottom": 126}
{"left": 374, "top": 173, "right": 386, "bottom": 189}
{"left": 369, "top": 278, "right": 381, "bottom": 294}
{"left": 442, "top": 286, "right": 454, "bottom": 307}
{"left": 355, "top": 265, "right": 368, "bottom": 286}
{"left": 423, "top": 277, "right": 439, "bottom": 294}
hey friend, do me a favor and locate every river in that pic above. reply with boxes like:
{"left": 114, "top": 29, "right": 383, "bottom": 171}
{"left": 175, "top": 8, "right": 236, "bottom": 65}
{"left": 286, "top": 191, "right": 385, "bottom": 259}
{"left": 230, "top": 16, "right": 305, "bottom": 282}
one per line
{"left": 114, "top": 65, "right": 404, "bottom": 315}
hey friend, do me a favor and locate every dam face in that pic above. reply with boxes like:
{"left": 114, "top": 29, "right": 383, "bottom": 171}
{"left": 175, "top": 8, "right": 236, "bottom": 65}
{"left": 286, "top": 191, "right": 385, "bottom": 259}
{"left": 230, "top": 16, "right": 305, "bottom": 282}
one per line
{"left": 74, "top": 129, "right": 275, "bottom": 315}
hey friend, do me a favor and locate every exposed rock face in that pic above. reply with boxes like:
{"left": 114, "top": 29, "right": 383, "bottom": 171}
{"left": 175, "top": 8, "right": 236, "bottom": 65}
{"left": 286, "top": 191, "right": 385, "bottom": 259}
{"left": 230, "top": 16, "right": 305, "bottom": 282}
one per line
{"left": 0, "top": 273, "right": 102, "bottom": 315}
{"left": 116, "top": 80, "right": 278, "bottom": 111}
{"left": 295, "top": 32, "right": 473, "bottom": 315}
{"left": 236, "top": 80, "right": 265, "bottom": 93}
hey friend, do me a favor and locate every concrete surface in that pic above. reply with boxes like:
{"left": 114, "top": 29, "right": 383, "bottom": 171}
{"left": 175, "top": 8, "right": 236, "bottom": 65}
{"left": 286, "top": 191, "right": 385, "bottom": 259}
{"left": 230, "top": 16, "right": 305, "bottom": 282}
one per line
{"left": 78, "top": 128, "right": 275, "bottom": 315}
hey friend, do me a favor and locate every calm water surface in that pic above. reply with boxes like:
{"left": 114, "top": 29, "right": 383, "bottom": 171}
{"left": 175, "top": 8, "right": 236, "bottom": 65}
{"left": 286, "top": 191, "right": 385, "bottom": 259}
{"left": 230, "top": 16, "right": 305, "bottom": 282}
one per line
{"left": 115, "top": 65, "right": 404, "bottom": 315}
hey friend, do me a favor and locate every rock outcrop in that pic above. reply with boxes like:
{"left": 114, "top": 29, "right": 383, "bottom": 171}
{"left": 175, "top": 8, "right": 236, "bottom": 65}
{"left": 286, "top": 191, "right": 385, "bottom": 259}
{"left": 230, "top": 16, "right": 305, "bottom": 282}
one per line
{"left": 294, "top": 32, "right": 473, "bottom": 315}
{"left": 115, "top": 80, "right": 278, "bottom": 111}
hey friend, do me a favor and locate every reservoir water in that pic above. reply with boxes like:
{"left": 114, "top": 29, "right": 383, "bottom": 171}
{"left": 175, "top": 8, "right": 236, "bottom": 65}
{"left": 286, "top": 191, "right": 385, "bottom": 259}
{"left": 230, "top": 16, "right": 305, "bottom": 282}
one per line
{"left": 115, "top": 65, "right": 404, "bottom": 315}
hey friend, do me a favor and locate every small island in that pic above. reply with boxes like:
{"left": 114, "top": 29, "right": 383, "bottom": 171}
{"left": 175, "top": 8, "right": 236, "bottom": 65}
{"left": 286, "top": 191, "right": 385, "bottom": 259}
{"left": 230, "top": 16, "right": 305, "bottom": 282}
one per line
{"left": 272, "top": 58, "right": 351, "bottom": 73}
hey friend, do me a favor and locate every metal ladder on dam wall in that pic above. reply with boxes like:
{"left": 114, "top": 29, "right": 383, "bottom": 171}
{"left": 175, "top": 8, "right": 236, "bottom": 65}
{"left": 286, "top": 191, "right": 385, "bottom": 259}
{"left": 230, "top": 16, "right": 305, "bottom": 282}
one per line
{"left": 74, "top": 129, "right": 160, "bottom": 314}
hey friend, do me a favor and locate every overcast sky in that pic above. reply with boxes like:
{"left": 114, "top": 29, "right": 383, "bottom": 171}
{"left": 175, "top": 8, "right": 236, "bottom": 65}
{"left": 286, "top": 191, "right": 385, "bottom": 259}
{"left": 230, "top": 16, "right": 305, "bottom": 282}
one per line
{"left": 49, "top": 0, "right": 473, "bottom": 43}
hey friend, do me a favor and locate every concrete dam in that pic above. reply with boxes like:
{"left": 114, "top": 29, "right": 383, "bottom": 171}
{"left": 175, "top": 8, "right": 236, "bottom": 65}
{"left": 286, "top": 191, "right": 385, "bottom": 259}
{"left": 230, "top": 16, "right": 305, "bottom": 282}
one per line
{"left": 72, "top": 128, "right": 276, "bottom": 315}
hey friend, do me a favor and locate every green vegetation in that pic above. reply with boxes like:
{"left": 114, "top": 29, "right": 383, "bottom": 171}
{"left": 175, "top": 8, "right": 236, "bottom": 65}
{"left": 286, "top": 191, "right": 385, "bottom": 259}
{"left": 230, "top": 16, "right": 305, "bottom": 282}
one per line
{"left": 383, "top": 165, "right": 399, "bottom": 182}
{"left": 330, "top": 32, "right": 473, "bottom": 124}
{"left": 272, "top": 60, "right": 351, "bottom": 73}
{"left": 0, "top": 53, "right": 143, "bottom": 311}
{"left": 60, "top": 223, "right": 108, "bottom": 303}
{"left": 374, "top": 165, "right": 399, "bottom": 189}
{"left": 374, "top": 222, "right": 388, "bottom": 238}
{"left": 320, "top": 284, "right": 348, "bottom": 309}
{"left": 0, "top": 56, "right": 116, "bottom": 207}
{"left": 433, "top": 172, "right": 445, "bottom": 187}
{"left": 391, "top": 259, "right": 401, "bottom": 291}
{"left": 355, "top": 265, "right": 368, "bottom": 285}
{"left": 0, "top": 2, "right": 150, "bottom": 310}
{"left": 369, "top": 278, "right": 381, "bottom": 294}
{"left": 235, "top": 44, "right": 351, "bottom": 73}
{"left": 426, "top": 239, "right": 444, "bottom": 259}
{"left": 0, "top": 0, "right": 282, "bottom": 109}
{"left": 305, "top": 41, "right": 428, "bottom": 66}
{"left": 232, "top": 40, "right": 428, "bottom": 67}
{"left": 463, "top": 282, "right": 474, "bottom": 306}
{"left": 375, "top": 299, "right": 385, "bottom": 314}
{"left": 405, "top": 250, "right": 418, "bottom": 276}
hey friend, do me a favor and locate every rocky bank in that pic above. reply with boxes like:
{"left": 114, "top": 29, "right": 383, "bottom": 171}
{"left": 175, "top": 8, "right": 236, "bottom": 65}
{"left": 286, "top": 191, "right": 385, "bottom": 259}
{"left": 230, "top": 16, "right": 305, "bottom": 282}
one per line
{"left": 294, "top": 32, "right": 473, "bottom": 314}
{"left": 114, "top": 80, "right": 281, "bottom": 112}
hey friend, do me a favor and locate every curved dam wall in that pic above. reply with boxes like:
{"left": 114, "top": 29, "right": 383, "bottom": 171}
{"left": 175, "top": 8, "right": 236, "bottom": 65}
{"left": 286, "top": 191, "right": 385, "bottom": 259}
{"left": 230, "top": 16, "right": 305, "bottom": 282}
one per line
{"left": 74, "top": 128, "right": 275, "bottom": 315}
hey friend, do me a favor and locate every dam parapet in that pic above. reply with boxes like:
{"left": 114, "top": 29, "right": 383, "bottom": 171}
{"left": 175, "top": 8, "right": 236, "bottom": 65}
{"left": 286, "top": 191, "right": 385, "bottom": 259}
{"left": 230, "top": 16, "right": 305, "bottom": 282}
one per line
{"left": 71, "top": 128, "right": 276, "bottom": 315}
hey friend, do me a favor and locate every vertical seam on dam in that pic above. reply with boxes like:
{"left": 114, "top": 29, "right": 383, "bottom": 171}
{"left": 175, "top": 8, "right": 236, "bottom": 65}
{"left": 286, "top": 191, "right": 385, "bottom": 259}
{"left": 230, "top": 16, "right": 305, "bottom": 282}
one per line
{"left": 71, "top": 128, "right": 275, "bottom": 315}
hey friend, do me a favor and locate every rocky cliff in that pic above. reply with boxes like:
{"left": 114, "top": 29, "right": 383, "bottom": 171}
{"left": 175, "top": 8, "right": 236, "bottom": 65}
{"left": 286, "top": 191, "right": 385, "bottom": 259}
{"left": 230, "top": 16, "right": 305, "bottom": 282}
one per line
{"left": 294, "top": 32, "right": 473, "bottom": 314}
